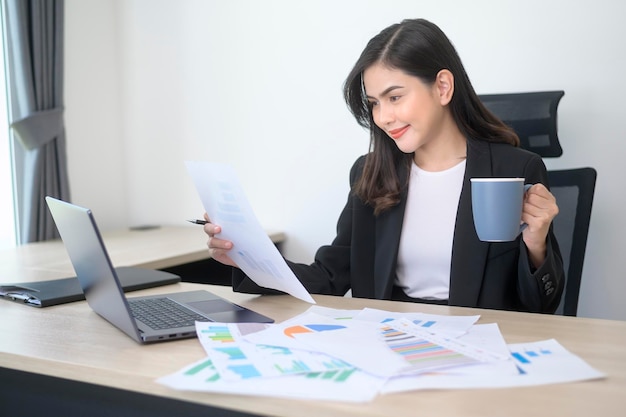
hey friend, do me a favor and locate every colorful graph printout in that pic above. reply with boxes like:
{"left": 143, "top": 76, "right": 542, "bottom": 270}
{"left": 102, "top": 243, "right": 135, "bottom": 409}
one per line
{"left": 157, "top": 357, "right": 384, "bottom": 402}
{"left": 380, "top": 321, "right": 481, "bottom": 373}
{"left": 243, "top": 311, "right": 356, "bottom": 351}
{"left": 196, "top": 321, "right": 353, "bottom": 381}
{"left": 382, "top": 338, "right": 605, "bottom": 393}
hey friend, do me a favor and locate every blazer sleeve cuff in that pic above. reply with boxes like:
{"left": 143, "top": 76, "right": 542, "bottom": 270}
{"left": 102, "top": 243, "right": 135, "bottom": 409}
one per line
{"left": 519, "top": 237, "right": 564, "bottom": 313}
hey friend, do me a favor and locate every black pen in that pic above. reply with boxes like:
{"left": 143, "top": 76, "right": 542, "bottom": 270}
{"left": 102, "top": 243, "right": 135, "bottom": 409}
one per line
{"left": 187, "top": 219, "right": 208, "bottom": 225}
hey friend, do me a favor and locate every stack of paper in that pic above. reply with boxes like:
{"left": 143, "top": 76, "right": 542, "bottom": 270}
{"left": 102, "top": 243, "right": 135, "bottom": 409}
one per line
{"left": 157, "top": 306, "right": 605, "bottom": 402}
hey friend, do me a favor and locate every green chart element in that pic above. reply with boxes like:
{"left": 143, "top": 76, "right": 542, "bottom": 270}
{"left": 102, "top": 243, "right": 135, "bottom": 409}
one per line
{"left": 305, "top": 368, "right": 356, "bottom": 383}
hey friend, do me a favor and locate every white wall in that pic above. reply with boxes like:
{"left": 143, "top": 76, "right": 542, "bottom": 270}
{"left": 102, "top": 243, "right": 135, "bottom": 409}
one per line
{"left": 64, "top": 0, "right": 127, "bottom": 228}
{"left": 64, "top": 0, "right": 626, "bottom": 321}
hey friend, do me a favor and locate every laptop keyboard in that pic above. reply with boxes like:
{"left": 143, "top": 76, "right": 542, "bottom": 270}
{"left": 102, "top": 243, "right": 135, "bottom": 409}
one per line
{"left": 128, "top": 297, "right": 208, "bottom": 330}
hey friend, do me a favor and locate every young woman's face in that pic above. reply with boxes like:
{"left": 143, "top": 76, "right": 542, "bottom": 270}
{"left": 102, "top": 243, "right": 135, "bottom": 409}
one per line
{"left": 363, "top": 63, "right": 447, "bottom": 154}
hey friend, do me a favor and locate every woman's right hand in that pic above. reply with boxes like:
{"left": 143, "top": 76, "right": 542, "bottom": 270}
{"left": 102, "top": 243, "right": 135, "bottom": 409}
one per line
{"left": 202, "top": 213, "right": 238, "bottom": 268}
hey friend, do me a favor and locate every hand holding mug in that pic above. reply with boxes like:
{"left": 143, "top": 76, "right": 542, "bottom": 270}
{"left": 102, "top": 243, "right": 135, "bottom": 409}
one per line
{"left": 521, "top": 183, "right": 559, "bottom": 266}
{"left": 471, "top": 178, "right": 558, "bottom": 268}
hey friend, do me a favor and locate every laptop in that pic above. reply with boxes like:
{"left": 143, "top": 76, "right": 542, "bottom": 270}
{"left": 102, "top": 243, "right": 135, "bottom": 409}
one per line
{"left": 45, "top": 196, "right": 273, "bottom": 344}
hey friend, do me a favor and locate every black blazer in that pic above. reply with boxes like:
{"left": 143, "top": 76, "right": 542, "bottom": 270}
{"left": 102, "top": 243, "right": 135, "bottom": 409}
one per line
{"left": 234, "top": 139, "right": 564, "bottom": 313}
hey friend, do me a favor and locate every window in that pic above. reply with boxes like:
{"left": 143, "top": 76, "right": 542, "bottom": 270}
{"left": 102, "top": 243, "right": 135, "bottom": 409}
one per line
{"left": 0, "top": 11, "right": 16, "bottom": 250}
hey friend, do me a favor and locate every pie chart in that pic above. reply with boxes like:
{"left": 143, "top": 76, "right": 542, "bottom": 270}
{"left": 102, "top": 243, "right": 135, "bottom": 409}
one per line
{"left": 283, "top": 324, "right": 346, "bottom": 338}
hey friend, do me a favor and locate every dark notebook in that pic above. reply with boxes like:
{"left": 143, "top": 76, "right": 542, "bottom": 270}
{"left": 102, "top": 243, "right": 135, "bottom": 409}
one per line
{"left": 0, "top": 266, "right": 180, "bottom": 307}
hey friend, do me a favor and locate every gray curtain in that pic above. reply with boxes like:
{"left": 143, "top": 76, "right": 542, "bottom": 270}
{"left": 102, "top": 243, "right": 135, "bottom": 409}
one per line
{"left": 4, "top": 0, "right": 69, "bottom": 243}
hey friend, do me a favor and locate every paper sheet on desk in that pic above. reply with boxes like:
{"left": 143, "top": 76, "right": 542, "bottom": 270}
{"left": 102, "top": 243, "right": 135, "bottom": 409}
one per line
{"left": 185, "top": 161, "right": 315, "bottom": 303}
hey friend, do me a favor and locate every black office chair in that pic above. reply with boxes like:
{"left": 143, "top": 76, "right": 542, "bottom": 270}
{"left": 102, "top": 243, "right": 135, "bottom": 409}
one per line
{"left": 479, "top": 91, "right": 565, "bottom": 157}
{"left": 546, "top": 168, "right": 597, "bottom": 316}
{"left": 479, "top": 90, "right": 597, "bottom": 316}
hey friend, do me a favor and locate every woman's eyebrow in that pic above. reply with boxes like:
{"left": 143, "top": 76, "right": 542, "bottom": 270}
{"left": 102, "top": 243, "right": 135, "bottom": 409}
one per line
{"left": 365, "top": 85, "right": 404, "bottom": 100}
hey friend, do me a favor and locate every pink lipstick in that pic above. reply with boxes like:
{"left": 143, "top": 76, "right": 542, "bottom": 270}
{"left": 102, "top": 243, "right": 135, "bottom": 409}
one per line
{"left": 388, "top": 125, "right": 409, "bottom": 140}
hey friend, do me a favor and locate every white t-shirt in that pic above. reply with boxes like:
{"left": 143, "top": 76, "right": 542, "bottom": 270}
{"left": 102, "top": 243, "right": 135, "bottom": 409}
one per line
{"left": 395, "top": 159, "right": 466, "bottom": 300}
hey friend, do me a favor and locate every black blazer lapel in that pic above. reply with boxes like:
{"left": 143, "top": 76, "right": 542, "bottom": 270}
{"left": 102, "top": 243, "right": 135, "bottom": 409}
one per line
{"left": 449, "top": 139, "right": 492, "bottom": 307}
{"left": 373, "top": 161, "right": 410, "bottom": 299}
{"left": 374, "top": 195, "right": 407, "bottom": 298}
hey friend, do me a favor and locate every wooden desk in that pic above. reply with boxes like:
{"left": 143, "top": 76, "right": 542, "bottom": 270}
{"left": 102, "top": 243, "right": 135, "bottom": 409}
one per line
{"left": 1, "top": 282, "right": 625, "bottom": 417}
{"left": 0, "top": 225, "right": 286, "bottom": 282}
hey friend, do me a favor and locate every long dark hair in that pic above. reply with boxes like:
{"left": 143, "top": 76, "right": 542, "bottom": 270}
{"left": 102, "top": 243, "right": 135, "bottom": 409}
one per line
{"left": 343, "top": 18, "right": 519, "bottom": 215}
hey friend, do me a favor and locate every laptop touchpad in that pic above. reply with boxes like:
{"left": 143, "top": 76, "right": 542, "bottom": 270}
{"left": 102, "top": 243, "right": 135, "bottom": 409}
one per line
{"left": 188, "top": 299, "right": 243, "bottom": 314}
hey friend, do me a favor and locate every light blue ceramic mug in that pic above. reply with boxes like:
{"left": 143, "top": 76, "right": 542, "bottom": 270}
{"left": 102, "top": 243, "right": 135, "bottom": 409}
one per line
{"left": 470, "top": 178, "right": 532, "bottom": 242}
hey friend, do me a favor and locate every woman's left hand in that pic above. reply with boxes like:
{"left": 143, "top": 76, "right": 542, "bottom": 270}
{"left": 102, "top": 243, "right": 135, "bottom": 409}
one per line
{"left": 521, "top": 183, "right": 559, "bottom": 268}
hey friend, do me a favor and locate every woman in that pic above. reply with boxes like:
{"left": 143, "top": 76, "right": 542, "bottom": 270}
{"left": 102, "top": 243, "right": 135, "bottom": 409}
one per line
{"left": 205, "top": 18, "right": 564, "bottom": 313}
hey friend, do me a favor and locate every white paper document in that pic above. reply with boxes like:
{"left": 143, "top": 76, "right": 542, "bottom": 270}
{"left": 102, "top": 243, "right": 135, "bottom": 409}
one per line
{"left": 185, "top": 161, "right": 314, "bottom": 303}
